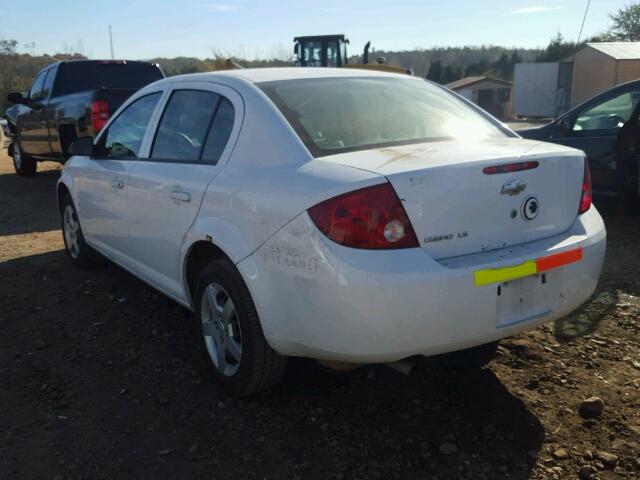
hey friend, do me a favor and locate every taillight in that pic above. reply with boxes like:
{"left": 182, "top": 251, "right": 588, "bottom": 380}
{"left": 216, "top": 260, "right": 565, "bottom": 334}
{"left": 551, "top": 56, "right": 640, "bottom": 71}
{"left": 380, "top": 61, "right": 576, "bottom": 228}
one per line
{"left": 307, "top": 183, "right": 419, "bottom": 249}
{"left": 90, "top": 100, "right": 110, "bottom": 132}
{"left": 578, "top": 158, "right": 592, "bottom": 214}
{"left": 482, "top": 161, "right": 539, "bottom": 174}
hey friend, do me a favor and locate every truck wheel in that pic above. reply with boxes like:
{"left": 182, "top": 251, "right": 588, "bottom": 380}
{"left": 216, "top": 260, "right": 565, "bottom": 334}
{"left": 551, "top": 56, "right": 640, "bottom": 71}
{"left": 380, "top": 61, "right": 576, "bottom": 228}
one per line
{"left": 11, "top": 140, "right": 37, "bottom": 176}
{"left": 59, "top": 125, "right": 77, "bottom": 160}
{"left": 194, "top": 259, "right": 287, "bottom": 396}
{"left": 61, "top": 195, "right": 106, "bottom": 268}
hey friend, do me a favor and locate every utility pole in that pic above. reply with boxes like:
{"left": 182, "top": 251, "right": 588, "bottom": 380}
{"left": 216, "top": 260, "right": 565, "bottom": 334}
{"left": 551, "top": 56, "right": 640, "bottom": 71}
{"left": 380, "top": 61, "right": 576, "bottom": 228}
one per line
{"left": 108, "top": 25, "right": 115, "bottom": 59}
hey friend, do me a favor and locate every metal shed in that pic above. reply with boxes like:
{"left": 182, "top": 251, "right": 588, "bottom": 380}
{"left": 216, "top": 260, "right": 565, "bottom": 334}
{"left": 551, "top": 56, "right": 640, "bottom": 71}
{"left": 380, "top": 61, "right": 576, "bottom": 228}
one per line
{"left": 445, "top": 76, "right": 513, "bottom": 120}
{"left": 571, "top": 42, "right": 640, "bottom": 106}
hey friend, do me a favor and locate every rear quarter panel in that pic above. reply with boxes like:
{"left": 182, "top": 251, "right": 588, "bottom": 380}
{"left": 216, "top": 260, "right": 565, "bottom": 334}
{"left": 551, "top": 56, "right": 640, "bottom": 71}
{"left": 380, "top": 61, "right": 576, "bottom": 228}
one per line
{"left": 179, "top": 77, "right": 385, "bottom": 304}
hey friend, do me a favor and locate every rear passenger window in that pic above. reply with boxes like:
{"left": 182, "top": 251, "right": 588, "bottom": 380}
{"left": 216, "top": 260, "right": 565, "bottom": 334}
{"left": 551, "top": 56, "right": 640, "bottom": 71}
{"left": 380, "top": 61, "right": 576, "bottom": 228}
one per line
{"left": 202, "top": 98, "right": 235, "bottom": 164}
{"left": 151, "top": 90, "right": 220, "bottom": 161}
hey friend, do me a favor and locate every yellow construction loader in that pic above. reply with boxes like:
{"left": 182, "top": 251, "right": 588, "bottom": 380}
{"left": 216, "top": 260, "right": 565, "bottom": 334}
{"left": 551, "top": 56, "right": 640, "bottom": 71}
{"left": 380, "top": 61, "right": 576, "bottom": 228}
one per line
{"left": 293, "top": 34, "right": 411, "bottom": 74}
{"left": 215, "top": 35, "right": 410, "bottom": 74}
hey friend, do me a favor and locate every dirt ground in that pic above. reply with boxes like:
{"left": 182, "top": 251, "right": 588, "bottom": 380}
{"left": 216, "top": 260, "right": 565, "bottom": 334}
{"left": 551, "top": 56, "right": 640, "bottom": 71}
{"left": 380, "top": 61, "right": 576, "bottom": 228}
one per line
{"left": 0, "top": 151, "right": 638, "bottom": 480}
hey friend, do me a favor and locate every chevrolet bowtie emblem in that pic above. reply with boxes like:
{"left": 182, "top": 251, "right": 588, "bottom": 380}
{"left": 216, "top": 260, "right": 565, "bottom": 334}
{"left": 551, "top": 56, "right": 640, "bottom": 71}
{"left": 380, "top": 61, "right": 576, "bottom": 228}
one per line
{"left": 501, "top": 179, "right": 527, "bottom": 196}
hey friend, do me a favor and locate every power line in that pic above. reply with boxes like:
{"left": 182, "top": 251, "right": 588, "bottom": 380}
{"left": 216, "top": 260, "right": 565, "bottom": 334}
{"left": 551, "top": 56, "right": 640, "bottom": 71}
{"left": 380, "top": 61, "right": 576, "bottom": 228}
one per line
{"left": 576, "top": 0, "right": 592, "bottom": 47}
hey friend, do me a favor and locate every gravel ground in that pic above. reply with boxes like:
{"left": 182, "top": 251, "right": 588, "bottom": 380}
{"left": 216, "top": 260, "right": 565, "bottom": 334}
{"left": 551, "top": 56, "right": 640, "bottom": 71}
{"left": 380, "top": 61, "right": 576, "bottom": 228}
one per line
{"left": 0, "top": 152, "right": 638, "bottom": 480}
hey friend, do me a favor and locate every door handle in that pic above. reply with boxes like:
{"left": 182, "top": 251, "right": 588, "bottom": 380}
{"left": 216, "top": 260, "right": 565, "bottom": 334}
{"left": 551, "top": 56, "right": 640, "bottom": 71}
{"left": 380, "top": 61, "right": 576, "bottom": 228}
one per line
{"left": 169, "top": 190, "right": 191, "bottom": 203}
{"left": 111, "top": 179, "right": 125, "bottom": 190}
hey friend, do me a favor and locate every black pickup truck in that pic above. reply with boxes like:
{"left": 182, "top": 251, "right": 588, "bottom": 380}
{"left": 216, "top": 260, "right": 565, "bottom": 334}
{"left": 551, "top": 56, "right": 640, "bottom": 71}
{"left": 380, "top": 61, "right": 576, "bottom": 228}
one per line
{"left": 5, "top": 59, "right": 164, "bottom": 176}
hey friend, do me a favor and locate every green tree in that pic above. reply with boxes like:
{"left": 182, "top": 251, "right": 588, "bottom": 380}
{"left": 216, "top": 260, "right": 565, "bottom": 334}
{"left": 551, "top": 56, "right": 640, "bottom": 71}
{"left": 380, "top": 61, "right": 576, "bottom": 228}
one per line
{"left": 464, "top": 57, "right": 490, "bottom": 77}
{"left": 426, "top": 60, "right": 443, "bottom": 83}
{"left": 442, "top": 64, "right": 463, "bottom": 84}
{"left": 608, "top": 2, "right": 640, "bottom": 41}
{"left": 492, "top": 52, "right": 511, "bottom": 79}
{"left": 0, "top": 39, "right": 17, "bottom": 55}
{"left": 536, "top": 32, "right": 577, "bottom": 62}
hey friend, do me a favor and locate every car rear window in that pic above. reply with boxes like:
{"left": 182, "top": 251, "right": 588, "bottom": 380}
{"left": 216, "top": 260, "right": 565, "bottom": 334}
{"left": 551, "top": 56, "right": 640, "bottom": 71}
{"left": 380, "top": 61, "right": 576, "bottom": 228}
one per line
{"left": 53, "top": 62, "right": 164, "bottom": 96}
{"left": 259, "top": 77, "right": 508, "bottom": 157}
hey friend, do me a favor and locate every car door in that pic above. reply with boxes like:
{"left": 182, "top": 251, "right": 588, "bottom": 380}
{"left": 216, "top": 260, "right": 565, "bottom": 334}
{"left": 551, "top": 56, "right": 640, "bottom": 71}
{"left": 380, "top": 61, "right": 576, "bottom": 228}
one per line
{"left": 73, "top": 91, "right": 164, "bottom": 260}
{"left": 39, "top": 64, "right": 58, "bottom": 156}
{"left": 125, "top": 82, "right": 241, "bottom": 300}
{"left": 549, "top": 88, "right": 640, "bottom": 195}
{"left": 18, "top": 69, "right": 48, "bottom": 155}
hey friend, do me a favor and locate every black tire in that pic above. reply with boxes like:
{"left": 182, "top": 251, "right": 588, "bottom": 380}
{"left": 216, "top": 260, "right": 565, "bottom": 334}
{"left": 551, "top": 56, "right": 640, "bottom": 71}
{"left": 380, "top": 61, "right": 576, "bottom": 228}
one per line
{"left": 59, "top": 125, "right": 77, "bottom": 161}
{"left": 194, "top": 259, "right": 287, "bottom": 396}
{"left": 11, "top": 139, "right": 37, "bottom": 176}
{"left": 60, "top": 195, "right": 106, "bottom": 268}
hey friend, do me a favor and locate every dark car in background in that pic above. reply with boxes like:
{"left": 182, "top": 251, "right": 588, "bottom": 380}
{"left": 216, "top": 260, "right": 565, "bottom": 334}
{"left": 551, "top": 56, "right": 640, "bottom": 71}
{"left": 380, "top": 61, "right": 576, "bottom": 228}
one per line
{"left": 5, "top": 60, "right": 164, "bottom": 176}
{"left": 519, "top": 80, "right": 640, "bottom": 211}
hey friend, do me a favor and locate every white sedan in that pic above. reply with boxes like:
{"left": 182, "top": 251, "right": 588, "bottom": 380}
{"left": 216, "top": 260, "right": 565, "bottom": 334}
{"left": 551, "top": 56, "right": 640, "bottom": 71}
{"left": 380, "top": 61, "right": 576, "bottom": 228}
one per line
{"left": 58, "top": 68, "right": 606, "bottom": 395}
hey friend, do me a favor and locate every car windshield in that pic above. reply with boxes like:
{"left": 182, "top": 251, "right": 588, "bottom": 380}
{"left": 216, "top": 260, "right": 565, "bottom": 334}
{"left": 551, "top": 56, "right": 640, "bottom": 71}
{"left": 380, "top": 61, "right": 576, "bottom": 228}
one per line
{"left": 259, "top": 77, "right": 508, "bottom": 157}
{"left": 54, "top": 62, "right": 164, "bottom": 96}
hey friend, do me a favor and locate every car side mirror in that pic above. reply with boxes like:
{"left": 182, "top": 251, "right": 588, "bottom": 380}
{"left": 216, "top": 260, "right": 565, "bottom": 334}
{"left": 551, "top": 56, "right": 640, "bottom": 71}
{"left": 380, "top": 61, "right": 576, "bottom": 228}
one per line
{"left": 68, "top": 136, "right": 95, "bottom": 157}
{"left": 7, "top": 92, "right": 26, "bottom": 105}
{"left": 559, "top": 115, "right": 575, "bottom": 133}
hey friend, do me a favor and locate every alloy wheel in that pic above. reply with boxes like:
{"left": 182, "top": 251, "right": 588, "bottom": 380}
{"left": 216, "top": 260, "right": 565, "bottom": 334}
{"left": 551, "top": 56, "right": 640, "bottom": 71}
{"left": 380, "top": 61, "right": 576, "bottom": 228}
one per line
{"left": 13, "top": 142, "right": 21, "bottom": 170}
{"left": 63, "top": 205, "right": 80, "bottom": 259}
{"left": 201, "top": 283, "right": 243, "bottom": 376}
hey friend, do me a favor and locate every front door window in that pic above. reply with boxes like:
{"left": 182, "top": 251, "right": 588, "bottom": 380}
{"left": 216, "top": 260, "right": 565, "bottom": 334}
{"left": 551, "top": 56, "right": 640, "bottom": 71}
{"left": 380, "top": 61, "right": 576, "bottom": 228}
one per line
{"left": 574, "top": 92, "right": 640, "bottom": 131}
{"left": 98, "top": 92, "right": 161, "bottom": 158}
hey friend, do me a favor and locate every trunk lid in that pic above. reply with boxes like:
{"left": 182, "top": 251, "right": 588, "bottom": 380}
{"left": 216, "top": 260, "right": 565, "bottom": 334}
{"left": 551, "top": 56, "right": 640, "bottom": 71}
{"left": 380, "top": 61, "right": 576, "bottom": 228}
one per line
{"left": 320, "top": 138, "right": 585, "bottom": 259}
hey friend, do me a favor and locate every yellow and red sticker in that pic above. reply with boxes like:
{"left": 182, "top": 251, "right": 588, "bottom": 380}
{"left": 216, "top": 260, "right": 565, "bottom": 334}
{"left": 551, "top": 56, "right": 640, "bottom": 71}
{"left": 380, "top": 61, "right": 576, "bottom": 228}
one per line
{"left": 473, "top": 247, "right": 583, "bottom": 287}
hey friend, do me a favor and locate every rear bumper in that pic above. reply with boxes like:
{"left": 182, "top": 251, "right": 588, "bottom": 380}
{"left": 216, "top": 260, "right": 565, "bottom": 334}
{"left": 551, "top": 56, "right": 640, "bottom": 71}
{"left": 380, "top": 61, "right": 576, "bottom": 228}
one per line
{"left": 239, "top": 207, "right": 606, "bottom": 363}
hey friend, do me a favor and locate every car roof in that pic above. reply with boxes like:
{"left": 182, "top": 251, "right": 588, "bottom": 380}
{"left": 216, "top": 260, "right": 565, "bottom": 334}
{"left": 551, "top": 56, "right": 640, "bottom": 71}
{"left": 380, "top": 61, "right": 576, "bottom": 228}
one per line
{"left": 168, "top": 67, "right": 413, "bottom": 85}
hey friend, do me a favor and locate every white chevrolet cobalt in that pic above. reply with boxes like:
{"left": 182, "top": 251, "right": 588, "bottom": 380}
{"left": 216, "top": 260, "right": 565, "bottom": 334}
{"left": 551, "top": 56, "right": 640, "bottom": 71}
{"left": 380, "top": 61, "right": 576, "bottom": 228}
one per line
{"left": 58, "top": 68, "right": 606, "bottom": 395}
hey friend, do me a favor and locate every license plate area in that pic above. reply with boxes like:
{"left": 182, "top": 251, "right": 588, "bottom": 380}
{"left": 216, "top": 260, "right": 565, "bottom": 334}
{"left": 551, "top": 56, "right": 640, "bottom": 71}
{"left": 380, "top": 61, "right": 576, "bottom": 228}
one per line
{"left": 495, "top": 270, "right": 562, "bottom": 329}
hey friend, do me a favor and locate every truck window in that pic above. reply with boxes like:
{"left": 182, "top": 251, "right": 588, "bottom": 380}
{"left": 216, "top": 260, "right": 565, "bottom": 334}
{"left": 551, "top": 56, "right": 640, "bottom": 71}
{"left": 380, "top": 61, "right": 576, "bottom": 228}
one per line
{"left": 42, "top": 68, "right": 56, "bottom": 99}
{"left": 28, "top": 71, "right": 47, "bottom": 101}
{"left": 54, "top": 62, "right": 164, "bottom": 96}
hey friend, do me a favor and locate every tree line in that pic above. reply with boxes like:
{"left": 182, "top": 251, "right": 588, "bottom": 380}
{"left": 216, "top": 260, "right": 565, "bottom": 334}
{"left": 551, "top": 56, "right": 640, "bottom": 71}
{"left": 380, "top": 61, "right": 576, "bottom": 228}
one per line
{"left": 424, "top": 2, "right": 640, "bottom": 84}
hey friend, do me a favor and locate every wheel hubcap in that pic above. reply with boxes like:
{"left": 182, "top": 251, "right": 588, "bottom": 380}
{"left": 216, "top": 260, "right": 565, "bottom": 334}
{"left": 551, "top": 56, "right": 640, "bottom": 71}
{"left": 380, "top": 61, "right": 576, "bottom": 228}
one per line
{"left": 14, "top": 143, "right": 21, "bottom": 169}
{"left": 63, "top": 205, "right": 80, "bottom": 259}
{"left": 201, "top": 283, "right": 242, "bottom": 377}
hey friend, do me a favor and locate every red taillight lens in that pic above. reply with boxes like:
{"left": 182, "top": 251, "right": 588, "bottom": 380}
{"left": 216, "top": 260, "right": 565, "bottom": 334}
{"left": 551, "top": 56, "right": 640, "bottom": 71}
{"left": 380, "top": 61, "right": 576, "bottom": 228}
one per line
{"left": 307, "top": 183, "right": 419, "bottom": 249}
{"left": 578, "top": 158, "right": 592, "bottom": 214}
{"left": 90, "top": 100, "right": 110, "bottom": 132}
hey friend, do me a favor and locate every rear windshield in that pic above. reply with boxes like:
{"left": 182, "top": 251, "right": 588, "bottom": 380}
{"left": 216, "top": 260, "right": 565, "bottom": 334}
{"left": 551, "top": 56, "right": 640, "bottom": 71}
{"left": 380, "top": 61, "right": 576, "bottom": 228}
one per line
{"left": 259, "top": 77, "right": 509, "bottom": 157}
{"left": 54, "top": 62, "right": 164, "bottom": 96}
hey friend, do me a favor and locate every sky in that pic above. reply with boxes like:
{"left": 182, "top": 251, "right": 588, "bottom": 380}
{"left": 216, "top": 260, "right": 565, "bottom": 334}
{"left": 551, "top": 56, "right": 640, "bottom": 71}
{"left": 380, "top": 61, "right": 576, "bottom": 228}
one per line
{"left": 0, "top": 0, "right": 632, "bottom": 60}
